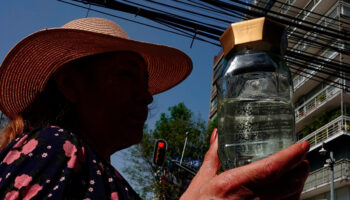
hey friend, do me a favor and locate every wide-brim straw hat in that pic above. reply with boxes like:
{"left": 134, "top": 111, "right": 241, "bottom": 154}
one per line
{"left": 0, "top": 18, "right": 192, "bottom": 119}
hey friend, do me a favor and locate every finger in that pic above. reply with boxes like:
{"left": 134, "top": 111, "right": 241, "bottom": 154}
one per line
{"left": 192, "top": 129, "right": 220, "bottom": 184}
{"left": 280, "top": 160, "right": 310, "bottom": 200}
{"left": 210, "top": 128, "right": 218, "bottom": 145}
{"left": 252, "top": 160, "right": 310, "bottom": 200}
{"left": 280, "top": 160, "right": 309, "bottom": 197}
{"left": 218, "top": 142, "right": 309, "bottom": 188}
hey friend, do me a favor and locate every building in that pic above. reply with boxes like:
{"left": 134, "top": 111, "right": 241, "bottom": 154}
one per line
{"left": 208, "top": 51, "right": 224, "bottom": 122}
{"left": 209, "top": 0, "right": 350, "bottom": 199}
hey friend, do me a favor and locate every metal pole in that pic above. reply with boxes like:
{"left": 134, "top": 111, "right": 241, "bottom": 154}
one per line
{"left": 339, "top": 6, "right": 344, "bottom": 131}
{"left": 180, "top": 131, "right": 189, "bottom": 165}
{"left": 330, "top": 151, "right": 335, "bottom": 200}
{"left": 171, "top": 160, "right": 196, "bottom": 176}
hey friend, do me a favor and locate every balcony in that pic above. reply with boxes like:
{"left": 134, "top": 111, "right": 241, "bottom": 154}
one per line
{"left": 295, "top": 82, "right": 341, "bottom": 130}
{"left": 288, "top": 0, "right": 337, "bottom": 37}
{"left": 301, "top": 159, "right": 350, "bottom": 199}
{"left": 295, "top": 84, "right": 338, "bottom": 122}
{"left": 298, "top": 116, "right": 350, "bottom": 151}
{"left": 210, "top": 85, "right": 217, "bottom": 101}
{"left": 209, "top": 97, "right": 218, "bottom": 119}
{"left": 292, "top": 50, "right": 339, "bottom": 101}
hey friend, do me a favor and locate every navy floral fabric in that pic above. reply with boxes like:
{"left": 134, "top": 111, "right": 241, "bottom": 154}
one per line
{"left": 0, "top": 126, "right": 141, "bottom": 200}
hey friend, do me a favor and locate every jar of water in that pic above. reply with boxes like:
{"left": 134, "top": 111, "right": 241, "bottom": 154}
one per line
{"left": 217, "top": 17, "right": 295, "bottom": 170}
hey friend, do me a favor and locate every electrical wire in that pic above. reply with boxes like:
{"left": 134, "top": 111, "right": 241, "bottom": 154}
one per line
{"left": 58, "top": 0, "right": 220, "bottom": 46}
{"left": 60, "top": 0, "right": 350, "bottom": 88}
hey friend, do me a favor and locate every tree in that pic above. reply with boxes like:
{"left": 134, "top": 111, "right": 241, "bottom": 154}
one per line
{"left": 207, "top": 115, "right": 218, "bottom": 136}
{"left": 123, "top": 103, "right": 209, "bottom": 199}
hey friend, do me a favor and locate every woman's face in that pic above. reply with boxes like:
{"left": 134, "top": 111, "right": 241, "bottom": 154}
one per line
{"left": 60, "top": 51, "right": 153, "bottom": 152}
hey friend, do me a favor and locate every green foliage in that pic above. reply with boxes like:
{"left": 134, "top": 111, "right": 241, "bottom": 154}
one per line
{"left": 346, "top": 124, "right": 350, "bottom": 131}
{"left": 317, "top": 93, "right": 326, "bottom": 104}
{"left": 298, "top": 107, "right": 341, "bottom": 139}
{"left": 208, "top": 116, "right": 218, "bottom": 136}
{"left": 123, "top": 103, "right": 209, "bottom": 200}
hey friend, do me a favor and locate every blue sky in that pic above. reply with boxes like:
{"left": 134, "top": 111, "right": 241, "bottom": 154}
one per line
{"left": 0, "top": 0, "right": 221, "bottom": 189}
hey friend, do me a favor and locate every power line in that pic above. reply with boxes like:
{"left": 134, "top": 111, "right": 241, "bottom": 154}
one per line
{"left": 60, "top": 0, "right": 350, "bottom": 88}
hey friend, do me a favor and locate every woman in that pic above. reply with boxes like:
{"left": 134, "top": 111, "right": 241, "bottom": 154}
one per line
{"left": 0, "top": 17, "right": 309, "bottom": 199}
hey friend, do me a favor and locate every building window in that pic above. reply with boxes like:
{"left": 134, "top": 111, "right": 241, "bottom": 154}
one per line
{"left": 212, "top": 58, "right": 227, "bottom": 83}
{"left": 210, "top": 112, "right": 217, "bottom": 120}
{"left": 281, "top": 1, "right": 292, "bottom": 14}
{"left": 210, "top": 98, "right": 217, "bottom": 113}
{"left": 210, "top": 85, "right": 217, "bottom": 98}
{"left": 305, "top": 0, "right": 315, "bottom": 12}
{"left": 341, "top": 3, "right": 350, "bottom": 18}
{"left": 323, "top": 49, "right": 337, "bottom": 61}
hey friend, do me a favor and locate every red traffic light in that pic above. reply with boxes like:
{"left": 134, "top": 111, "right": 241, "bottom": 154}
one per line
{"left": 153, "top": 139, "right": 167, "bottom": 166}
{"left": 158, "top": 142, "right": 165, "bottom": 148}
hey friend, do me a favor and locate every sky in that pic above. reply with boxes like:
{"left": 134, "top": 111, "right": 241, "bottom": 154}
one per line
{"left": 0, "top": 0, "right": 222, "bottom": 191}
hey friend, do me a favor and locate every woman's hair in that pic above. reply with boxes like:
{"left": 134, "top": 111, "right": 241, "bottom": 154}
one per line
{"left": 0, "top": 78, "right": 74, "bottom": 150}
{"left": 0, "top": 115, "right": 25, "bottom": 150}
{"left": 0, "top": 60, "right": 83, "bottom": 150}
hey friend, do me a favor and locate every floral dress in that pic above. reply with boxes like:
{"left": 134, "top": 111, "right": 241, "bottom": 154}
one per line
{"left": 0, "top": 126, "right": 141, "bottom": 200}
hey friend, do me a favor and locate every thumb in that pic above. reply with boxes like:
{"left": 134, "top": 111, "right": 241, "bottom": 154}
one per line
{"left": 192, "top": 129, "right": 220, "bottom": 183}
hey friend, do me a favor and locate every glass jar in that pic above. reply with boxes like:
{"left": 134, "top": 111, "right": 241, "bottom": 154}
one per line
{"left": 216, "top": 49, "right": 295, "bottom": 170}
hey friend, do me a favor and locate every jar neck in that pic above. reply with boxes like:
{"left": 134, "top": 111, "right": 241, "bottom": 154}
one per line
{"left": 226, "top": 48, "right": 284, "bottom": 65}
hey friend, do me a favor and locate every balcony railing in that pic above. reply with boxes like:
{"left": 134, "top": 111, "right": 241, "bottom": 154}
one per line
{"left": 210, "top": 85, "right": 217, "bottom": 99}
{"left": 293, "top": 67, "right": 319, "bottom": 90}
{"left": 293, "top": 75, "right": 306, "bottom": 90}
{"left": 298, "top": 116, "right": 350, "bottom": 149}
{"left": 295, "top": 83, "right": 341, "bottom": 122}
{"left": 293, "top": 50, "right": 338, "bottom": 91}
{"left": 287, "top": 0, "right": 322, "bottom": 36}
{"left": 303, "top": 159, "right": 350, "bottom": 192}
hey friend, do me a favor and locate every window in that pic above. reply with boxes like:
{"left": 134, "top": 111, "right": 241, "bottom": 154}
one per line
{"left": 301, "top": 43, "right": 307, "bottom": 51}
{"left": 309, "top": 32, "right": 318, "bottom": 40}
{"left": 341, "top": 3, "right": 350, "bottom": 18}
{"left": 305, "top": 0, "right": 315, "bottom": 12}
{"left": 210, "top": 112, "right": 217, "bottom": 120}
{"left": 329, "top": 7, "right": 338, "bottom": 19}
{"left": 213, "top": 58, "right": 225, "bottom": 83}
{"left": 323, "top": 49, "right": 337, "bottom": 61}
{"left": 281, "top": 3, "right": 290, "bottom": 14}
{"left": 297, "top": 10, "right": 307, "bottom": 20}
{"left": 210, "top": 98, "right": 217, "bottom": 113}
{"left": 210, "top": 85, "right": 217, "bottom": 97}
{"left": 336, "top": 41, "right": 345, "bottom": 50}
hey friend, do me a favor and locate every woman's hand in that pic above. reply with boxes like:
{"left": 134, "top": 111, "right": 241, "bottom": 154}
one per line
{"left": 181, "top": 128, "right": 310, "bottom": 200}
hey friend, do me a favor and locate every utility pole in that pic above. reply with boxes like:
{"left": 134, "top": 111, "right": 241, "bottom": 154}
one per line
{"left": 180, "top": 131, "right": 189, "bottom": 165}
{"left": 319, "top": 143, "right": 335, "bottom": 200}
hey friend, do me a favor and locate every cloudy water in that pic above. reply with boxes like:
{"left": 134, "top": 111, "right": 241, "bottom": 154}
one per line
{"left": 218, "top": 98, "right": 295, "bottom": 170}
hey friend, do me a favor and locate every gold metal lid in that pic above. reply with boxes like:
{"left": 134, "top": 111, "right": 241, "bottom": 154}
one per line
{"left": 220, "top": 17, "right": 286, "bottom": 57}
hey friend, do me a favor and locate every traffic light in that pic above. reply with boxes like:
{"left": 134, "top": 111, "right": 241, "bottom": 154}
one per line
{"left": 153, "top": 139, "right": 167, "bottom": 166}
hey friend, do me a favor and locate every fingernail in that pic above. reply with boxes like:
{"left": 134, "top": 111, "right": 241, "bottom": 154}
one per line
{"left": 302, "top": 142, "right": 310, "bottom": 152}
{"left": 210, "top": 128, "right": 218, "bottom": 145}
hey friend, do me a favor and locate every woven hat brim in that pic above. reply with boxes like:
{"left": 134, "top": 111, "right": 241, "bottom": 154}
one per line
{"left": 0, "top": 28, "right": 192, "bottom": 118}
